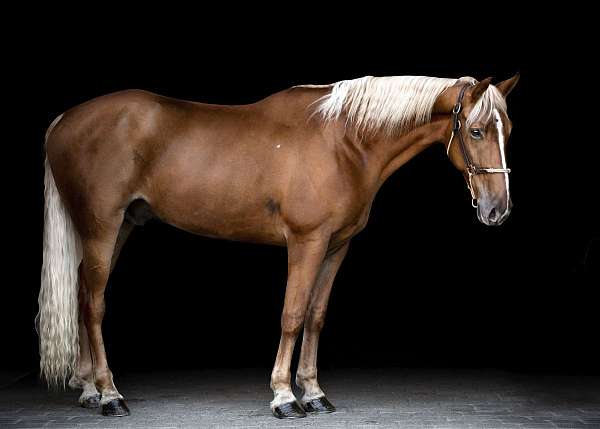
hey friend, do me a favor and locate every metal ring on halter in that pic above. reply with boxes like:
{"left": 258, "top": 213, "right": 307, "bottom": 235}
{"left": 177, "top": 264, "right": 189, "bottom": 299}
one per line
{"left": 446, "top": 119, "right": 461, "bottom": 155}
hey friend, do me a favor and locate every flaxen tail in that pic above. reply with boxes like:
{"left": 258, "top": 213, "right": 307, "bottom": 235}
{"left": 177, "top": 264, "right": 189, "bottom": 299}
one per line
{"left": 36, "top": 114, "right": 82, "bottom": 387}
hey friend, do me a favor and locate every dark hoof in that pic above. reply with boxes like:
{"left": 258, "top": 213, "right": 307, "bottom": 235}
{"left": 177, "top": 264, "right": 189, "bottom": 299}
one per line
{"left": 101, "top": 398, "right": 130, "bottom": 417}
{"left": 272, "top": 401, "right": 307, "bottom": 419}
{"left": 302, "top": 396, "right": 336, "bottom": 413}
{"left": 80, "top": 393, "right": 101, "bottom": 408}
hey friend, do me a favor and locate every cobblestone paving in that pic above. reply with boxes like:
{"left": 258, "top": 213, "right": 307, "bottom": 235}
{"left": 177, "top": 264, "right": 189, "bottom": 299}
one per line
{"left": 1, "top": 369, "right": 599, "bottom": 428}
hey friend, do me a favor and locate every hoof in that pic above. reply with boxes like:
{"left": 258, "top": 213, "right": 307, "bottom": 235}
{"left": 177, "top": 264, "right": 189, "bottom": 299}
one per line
{"left": 101, "top": 398, "right": 130, "bottom": 417}
{"left": 302, "top": 396, "right": 336, "bottom": 413}
{"left": 272, "top": 401, "right": 307, "bottom": 419}
{"left": 80, "top": 393, "right": 101, "bottom": 408}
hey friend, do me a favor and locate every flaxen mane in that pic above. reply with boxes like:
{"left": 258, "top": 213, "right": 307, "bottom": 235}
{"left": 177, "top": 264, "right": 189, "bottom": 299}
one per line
{"left": 314, "top": 75, "right": 507, "bottom": 137}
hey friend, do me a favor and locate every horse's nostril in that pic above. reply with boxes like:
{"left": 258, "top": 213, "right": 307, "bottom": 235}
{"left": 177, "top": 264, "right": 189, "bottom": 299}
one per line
{"left": 488, "top": 207, "right": 498, "bottom": 222}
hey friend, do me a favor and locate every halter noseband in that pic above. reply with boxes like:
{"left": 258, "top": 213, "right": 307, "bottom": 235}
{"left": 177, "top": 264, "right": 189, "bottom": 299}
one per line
{"left": 446, "top": 83, "right": 511, "bottom": 208}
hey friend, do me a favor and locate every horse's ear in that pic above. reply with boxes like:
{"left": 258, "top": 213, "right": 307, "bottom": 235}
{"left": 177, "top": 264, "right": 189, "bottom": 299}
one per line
{"left": 471, "top": 77, "right": 492, "bottom": 102}
{"left": 495, "top": 73, "right": 520, "bottom": 97}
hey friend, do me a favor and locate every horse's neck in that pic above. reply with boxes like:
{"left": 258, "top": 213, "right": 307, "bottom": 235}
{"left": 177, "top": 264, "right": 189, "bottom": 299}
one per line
{"left": 368, "top": 116, "right": 450, "bottom": 187}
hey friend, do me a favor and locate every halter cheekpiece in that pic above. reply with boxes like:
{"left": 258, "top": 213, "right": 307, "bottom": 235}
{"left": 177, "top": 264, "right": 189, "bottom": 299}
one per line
{"left": 446, "top": 83, "right": 511, "bottom": 208}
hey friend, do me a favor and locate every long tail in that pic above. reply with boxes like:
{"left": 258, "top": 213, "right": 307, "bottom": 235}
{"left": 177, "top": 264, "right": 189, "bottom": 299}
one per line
{"left": 36, "top": 114, "right": 83, "bottom": 387}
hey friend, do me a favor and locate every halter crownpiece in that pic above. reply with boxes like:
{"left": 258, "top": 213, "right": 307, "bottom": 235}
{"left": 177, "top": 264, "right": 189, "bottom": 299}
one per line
{"left": 446, "top": 83, "right": 511, "bottom": 208}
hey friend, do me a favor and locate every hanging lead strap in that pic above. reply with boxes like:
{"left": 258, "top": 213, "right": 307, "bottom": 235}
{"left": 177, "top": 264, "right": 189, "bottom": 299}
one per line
{"left": 467, "top": 171, "right": 478, "bottom": 208}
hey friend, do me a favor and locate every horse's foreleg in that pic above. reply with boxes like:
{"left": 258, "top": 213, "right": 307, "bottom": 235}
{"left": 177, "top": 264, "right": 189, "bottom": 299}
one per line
{"left": 296, "top": 242, "right": 348, "bottom": 413}
{"left": 270, "top": 232, "right": 329, "bottom": 419}
{"left": 80, "top": 217, "right": 130, "bottom": 417}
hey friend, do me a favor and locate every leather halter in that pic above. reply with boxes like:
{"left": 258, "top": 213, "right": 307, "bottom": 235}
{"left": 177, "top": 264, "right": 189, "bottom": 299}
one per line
{"left": 446, "top": 83, "right": 511, "bottom": 208}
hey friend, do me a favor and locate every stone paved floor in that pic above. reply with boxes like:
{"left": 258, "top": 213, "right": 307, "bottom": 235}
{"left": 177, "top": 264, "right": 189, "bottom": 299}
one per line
{"left": 1, "top": 369, "right": 599, "bottom": 428}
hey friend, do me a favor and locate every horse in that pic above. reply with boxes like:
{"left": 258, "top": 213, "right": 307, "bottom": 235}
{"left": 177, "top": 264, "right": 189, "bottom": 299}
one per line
{"left": 38, "top": 73, "right": 519, "bottom": 419}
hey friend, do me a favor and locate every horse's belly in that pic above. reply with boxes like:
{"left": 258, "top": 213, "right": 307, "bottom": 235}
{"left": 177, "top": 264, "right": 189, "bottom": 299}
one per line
{"left": 177, "top": 213, "right": 286, "bottom": 246}
{"left": 146, "top": 185, "right": 287, "bottom": 246}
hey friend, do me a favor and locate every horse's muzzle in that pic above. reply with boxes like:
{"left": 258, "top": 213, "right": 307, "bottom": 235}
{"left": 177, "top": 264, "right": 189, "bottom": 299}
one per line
{"left": 477, "top": 199, "right": 512, "bottom": 226}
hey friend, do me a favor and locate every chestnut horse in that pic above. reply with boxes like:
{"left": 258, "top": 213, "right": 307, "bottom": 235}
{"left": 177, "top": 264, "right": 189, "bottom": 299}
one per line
{"left": 38, "top": 74, "right": 519, "bottom": 418}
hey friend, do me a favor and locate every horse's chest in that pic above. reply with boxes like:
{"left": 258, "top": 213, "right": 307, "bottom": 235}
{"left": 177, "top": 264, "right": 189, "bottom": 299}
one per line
{"left": 330, "top": 204, "right": 372, "bottom": 245}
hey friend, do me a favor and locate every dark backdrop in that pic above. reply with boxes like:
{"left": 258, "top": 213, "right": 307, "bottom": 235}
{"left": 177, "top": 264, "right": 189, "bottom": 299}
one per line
{"left": 3, "top": 10, "right": 598, "bottom": 375}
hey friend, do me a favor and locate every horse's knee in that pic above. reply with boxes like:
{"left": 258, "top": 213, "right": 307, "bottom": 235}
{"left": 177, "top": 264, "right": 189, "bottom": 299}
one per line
{"left": 305, "top": 307, "right": 327, "bottom": 333}
{"left": 281, "top": 310, "right": 305, "bottom": 336}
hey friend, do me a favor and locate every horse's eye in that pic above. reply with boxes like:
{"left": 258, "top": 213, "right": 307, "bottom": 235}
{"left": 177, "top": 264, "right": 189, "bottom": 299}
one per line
{"left": 470, "top": 128, "right": 483, "bottom": 139}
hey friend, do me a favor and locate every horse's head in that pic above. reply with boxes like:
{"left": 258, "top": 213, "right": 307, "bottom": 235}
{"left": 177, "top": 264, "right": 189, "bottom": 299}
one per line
{"left": 442, "top": 74, "right": 519, "bottom": 226}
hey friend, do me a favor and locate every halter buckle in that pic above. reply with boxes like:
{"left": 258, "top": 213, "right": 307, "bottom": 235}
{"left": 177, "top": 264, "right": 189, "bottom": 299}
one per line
{"left": 452, "top": 118, "right": 462, "bottom": 133}
{"left": 452, "top": 102, "right": 462, "bottom": 114}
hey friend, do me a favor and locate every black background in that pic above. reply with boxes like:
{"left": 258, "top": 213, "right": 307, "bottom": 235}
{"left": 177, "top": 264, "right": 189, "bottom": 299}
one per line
{"left": 3, "top": 9, "right": 598, "bottom": 376}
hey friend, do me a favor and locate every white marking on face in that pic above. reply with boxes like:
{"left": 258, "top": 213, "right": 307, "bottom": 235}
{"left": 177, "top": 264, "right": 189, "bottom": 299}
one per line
{"left": 494, "top": 109, "right": 510, "bottom": 213}
{"left": 276, "top": 144, "right": 281, "bottom": 149}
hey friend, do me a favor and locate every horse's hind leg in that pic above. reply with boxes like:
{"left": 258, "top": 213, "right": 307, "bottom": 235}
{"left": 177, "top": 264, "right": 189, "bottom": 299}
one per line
{"left": 296, "top": 243, "right": 348, "bottom": 413}
{"left": 68, "top": 284, "right": 101, "bottom": 408}
{"left": 110, "top": 220, "right": 134, "bottom": 273}
{"left": 70, "top": 220, "right": 134, "bottom": 409}
{"left": 79, "top": 214, "right": 131, "bottom": 417}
